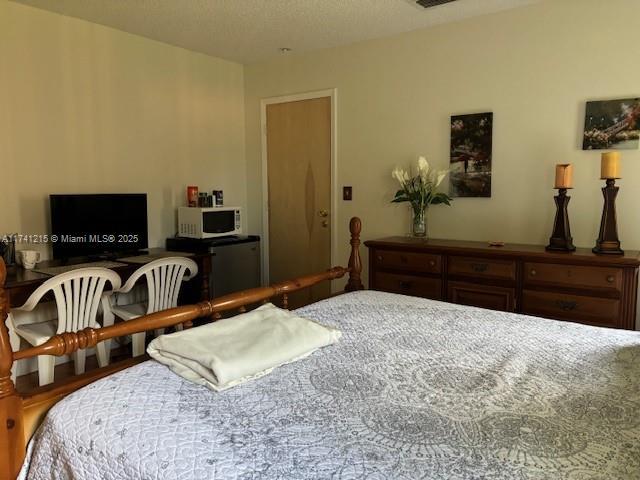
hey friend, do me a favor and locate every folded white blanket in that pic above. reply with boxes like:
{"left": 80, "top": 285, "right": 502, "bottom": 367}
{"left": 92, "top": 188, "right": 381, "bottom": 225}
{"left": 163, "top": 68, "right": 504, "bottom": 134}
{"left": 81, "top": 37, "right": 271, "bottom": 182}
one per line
{"left": 147, "top": 303, "right": 342, "bottom": 391}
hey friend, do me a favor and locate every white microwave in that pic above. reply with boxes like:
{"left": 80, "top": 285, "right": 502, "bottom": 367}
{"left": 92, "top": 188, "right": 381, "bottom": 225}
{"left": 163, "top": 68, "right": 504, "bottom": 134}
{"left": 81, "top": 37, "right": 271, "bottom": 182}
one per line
{"left": 178, "top": 206, "right": 242, "bottom": 239}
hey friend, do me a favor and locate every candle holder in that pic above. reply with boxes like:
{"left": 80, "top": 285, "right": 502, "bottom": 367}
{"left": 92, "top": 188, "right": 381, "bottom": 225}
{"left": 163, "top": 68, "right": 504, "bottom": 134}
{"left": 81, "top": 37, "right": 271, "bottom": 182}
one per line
{"left": 593, "top": 179, "right": 623, "bottom": 255}
{"left": 546, "top": 188, "right": 575, "bottom": 252}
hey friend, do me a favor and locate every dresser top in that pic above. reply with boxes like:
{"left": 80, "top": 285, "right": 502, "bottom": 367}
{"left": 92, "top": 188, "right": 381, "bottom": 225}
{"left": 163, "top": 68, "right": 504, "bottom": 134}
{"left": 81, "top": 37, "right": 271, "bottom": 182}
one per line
{"left": 364, "top": 236, "right": 640, "bottom": 266}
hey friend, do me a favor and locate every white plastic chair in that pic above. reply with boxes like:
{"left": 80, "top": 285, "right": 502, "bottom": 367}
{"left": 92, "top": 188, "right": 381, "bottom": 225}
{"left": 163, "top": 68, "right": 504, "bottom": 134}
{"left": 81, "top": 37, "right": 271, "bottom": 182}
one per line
{"left": 8, "top": 268, "right": 121, "bottom": 386}
{"left": 109, "top": 257, "right": 198, "bottom": 357}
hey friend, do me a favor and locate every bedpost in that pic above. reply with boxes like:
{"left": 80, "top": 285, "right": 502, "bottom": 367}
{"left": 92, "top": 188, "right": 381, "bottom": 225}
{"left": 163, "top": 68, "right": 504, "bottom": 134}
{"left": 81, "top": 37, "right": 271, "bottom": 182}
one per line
{"left": 0, "top": 257, "right": 25, "bottom": 479}
{"left": 345, "top": 217, "right": 364, "bottom": 292}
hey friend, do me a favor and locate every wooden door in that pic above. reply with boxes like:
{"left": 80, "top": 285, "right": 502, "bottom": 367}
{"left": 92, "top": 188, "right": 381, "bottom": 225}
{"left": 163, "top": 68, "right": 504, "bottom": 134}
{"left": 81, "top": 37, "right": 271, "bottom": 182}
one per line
{"left": 266, "top": 97, "right": 331, "bottom": 308}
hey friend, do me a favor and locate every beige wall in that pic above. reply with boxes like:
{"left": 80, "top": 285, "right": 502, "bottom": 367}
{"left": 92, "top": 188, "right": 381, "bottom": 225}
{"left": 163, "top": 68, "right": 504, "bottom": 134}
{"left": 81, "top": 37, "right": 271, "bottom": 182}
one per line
{"left": 244, "top": 0, "right": 640, "bottom": 288}
{"left": 0, "top": 1, "right": 246, "bottom": 258}
{"left": 3, "top": 0, "right": 640, "bottom": 290}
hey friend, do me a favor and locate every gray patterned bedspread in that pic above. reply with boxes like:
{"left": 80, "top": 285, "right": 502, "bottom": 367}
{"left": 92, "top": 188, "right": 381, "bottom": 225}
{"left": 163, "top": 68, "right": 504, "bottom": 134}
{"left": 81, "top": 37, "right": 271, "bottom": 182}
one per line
{"left": 20, "top": 291, "right": 640, "bottom": 479}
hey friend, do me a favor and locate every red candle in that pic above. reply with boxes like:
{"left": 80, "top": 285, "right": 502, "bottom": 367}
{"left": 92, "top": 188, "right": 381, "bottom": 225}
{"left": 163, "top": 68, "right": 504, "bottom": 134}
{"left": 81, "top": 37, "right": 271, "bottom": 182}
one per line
{"left": 187, "top": 186, "right": 198, "bottom": 207}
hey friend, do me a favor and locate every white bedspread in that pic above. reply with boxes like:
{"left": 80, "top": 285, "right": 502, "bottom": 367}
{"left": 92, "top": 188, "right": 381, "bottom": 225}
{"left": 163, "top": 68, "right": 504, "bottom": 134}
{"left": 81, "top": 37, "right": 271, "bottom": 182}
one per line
{"left": 20, "top": 291, "right": 640, "bottom": 479}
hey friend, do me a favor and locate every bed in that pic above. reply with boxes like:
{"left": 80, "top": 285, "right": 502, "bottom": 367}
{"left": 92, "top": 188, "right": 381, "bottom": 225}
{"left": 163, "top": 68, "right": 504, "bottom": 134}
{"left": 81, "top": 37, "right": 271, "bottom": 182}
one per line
{"left": 2, "top": 218, "right": 640, "bottom": 479}
{"left": 17, "top": 290, "right": 640, "bottom": 479}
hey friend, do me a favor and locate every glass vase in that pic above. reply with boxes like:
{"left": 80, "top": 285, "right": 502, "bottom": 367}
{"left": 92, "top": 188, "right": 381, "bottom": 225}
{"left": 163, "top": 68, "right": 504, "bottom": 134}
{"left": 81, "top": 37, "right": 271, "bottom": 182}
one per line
{"left": 412, "top": 208, "right": 427, "bottom": 237}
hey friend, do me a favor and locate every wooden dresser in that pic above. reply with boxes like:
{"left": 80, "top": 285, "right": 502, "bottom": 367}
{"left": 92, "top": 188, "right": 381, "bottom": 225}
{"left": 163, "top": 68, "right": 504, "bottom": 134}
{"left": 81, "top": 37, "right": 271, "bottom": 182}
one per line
{"left": 365, "top": 237, "right": 640, "bottom": 330}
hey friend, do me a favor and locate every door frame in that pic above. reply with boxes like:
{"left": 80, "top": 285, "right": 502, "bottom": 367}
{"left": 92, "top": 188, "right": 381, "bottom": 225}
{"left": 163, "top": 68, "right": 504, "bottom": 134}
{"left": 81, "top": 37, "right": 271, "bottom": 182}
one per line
{"left": 260, "top": 88, "right": 338, "bottom": 286}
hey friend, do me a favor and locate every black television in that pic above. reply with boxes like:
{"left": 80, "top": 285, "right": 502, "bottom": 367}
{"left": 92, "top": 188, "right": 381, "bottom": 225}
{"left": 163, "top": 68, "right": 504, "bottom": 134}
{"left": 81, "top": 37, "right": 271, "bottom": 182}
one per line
{"left": 50, "top": 194, "right": 148, "bottom": 260}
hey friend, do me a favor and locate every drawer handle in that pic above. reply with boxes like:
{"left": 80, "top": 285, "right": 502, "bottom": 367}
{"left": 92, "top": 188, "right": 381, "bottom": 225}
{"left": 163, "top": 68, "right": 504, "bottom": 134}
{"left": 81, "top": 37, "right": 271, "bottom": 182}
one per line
{"left": 606, "top": 275, "right": 615, "bottom": 283}
{"left": 428, "top": 260, "right": 436, "bottom": 267}
{"left": 471, "top": 263, "right": 489, "bottom": 273}
{"left": 399, "top": 280, "right": 412, "bottom": 290}
{"left": 400, "top": 256, "right": 409, "bottom": 264}
{"left": 377, "top": 255, "right": 383, "bottom": 261}
{"left": 530, "top": 269, "right": 537, "bottom": 276}
{"left": 555, "top": 300, "right": 578, "bottom": 311}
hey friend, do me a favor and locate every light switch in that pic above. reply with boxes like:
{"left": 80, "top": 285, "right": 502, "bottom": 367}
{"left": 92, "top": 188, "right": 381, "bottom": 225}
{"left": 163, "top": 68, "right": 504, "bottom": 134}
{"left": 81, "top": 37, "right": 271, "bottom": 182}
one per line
{"left": 343, "top": 186, "right": 353, "bottom": 201}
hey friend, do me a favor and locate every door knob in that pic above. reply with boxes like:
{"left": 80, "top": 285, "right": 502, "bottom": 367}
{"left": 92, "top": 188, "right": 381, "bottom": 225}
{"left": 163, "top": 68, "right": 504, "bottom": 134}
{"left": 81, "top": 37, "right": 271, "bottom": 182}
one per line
{"left": 318, "top": 209, "right": 329, "bottom": 217}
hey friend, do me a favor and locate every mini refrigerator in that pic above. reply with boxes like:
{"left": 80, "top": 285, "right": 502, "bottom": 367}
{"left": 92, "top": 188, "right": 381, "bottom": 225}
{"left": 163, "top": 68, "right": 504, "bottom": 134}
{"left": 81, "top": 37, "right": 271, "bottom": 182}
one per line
{"left": 166, "top": 235, "right": 261, "bottom": 299}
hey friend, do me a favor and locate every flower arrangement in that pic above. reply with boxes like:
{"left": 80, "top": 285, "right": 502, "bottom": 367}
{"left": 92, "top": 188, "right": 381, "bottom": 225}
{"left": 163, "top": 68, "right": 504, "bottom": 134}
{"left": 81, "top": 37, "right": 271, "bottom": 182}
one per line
{"left": 391, "top": 156, "right": 452, "bottom": 237}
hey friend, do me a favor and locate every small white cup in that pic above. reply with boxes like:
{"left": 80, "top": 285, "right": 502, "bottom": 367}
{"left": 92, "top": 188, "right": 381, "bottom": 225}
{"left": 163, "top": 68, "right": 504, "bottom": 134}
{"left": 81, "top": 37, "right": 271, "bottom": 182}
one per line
{"left": 20, "top": 250, "right": 41, "bottom": 270}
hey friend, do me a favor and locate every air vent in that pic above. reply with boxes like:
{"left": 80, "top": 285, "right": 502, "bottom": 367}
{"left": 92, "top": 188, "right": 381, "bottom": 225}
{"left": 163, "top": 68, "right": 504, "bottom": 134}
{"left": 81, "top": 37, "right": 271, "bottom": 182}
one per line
{"left": 415, "top": 0, "right": 458, "bottom": 8}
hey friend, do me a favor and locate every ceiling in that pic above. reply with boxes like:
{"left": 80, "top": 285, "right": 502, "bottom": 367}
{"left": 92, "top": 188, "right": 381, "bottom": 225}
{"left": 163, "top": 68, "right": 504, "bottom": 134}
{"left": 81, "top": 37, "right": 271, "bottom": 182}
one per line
{"left": 12, "top": 0, "right": 541, "bottom": 64}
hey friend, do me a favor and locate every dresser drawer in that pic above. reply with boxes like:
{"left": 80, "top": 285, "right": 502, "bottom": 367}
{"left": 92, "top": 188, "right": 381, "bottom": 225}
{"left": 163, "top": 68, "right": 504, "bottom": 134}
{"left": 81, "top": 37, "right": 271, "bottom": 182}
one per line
{"left": 373, "top": 250, "right": 442, "bottom": 274}
{"left": 447, "top": 281, "right": 515, "bottom": 312}
{"left": 524, "top": 262, "right": 622, "bottom": 292}
{"left": 373, "top": 271, "right": 442, "bottom": 300}
{"left": 522, "top": 290, "right": 620, "bottom": 328}
{"left": 448, "top": 256, "right": 516, "bottom": 281}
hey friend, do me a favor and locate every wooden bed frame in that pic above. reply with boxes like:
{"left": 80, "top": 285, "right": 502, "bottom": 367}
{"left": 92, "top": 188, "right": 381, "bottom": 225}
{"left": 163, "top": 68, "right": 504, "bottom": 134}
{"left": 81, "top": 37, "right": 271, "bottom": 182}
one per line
{"left": 0, "top": 217, "right": 364, "bottom": 479}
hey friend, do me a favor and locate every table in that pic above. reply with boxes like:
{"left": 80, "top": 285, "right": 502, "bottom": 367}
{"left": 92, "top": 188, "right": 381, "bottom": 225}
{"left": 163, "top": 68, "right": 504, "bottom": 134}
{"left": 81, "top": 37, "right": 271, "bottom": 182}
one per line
{"left": 4, "top": 248, "right": 212, "bottom": 308}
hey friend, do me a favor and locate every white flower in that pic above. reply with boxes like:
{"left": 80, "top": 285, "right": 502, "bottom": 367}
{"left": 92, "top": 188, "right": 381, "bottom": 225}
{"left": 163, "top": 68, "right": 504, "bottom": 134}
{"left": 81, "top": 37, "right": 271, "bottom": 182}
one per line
{"left": 417, "top": 156, "right": 429, "bottom": 175}
{"left": 392, "top": 167, "right": 407, "bottom": 185}
{"left": 390, "top": 160, "right": 452, "bottom": 209}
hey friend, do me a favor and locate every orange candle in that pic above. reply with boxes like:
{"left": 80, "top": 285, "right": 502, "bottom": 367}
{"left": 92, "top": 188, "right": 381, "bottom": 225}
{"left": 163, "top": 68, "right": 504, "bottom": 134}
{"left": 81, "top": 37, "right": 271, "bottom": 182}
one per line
{"left": 554, "top": 164, "right": 573, "bottom": 189}
{"left": 601, "top": 152, "right": 621, "bottom": 179}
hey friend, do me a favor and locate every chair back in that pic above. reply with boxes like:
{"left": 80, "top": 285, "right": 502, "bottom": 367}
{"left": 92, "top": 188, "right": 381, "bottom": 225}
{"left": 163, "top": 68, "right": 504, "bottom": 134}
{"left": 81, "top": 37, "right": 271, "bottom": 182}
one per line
{"left": 133, "top": 258, "right": 198, "bottom": 314}
{"left": 19, "top": 268, "right": 122, "bottom": 334}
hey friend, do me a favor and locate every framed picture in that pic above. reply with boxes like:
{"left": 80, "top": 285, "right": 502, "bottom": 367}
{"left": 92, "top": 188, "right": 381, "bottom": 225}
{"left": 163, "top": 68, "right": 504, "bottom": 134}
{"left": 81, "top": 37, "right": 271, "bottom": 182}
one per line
{"left": 450, "top": 112, "right": 493, "bottom": 198}
{"left": 583, "top": 98, "right": 640, "bottom": 150}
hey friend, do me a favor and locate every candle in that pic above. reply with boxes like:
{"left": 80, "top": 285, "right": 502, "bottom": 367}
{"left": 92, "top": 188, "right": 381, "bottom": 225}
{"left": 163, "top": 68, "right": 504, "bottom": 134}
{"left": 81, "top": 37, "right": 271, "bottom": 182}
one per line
{"left": 601, "top": 151, "right": 621, "bottom": 179}
{"left": 554, "top": 164, "right": 573, "bottom": 189}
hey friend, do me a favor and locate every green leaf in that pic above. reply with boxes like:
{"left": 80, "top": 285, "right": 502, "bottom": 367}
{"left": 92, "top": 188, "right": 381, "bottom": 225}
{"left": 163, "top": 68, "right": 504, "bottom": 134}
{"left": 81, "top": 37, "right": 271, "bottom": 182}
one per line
{"left": 430, "top": 192, "right": 453, "bottom": 206}
{"left": 391, "top": 167, "right": 452, "bottom": 207}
